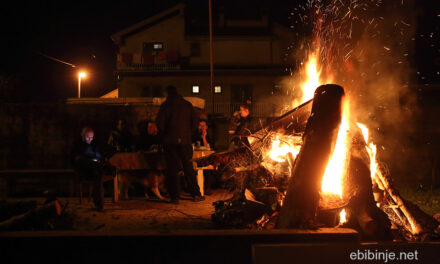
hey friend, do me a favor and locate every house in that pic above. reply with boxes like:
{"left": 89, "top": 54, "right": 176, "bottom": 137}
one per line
{"left": 111, "top": 2, "right": 295, "bottom": 118}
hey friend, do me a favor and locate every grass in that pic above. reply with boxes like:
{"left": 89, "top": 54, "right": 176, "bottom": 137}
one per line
{"left": 396, "top": 184, "right": 440, "bottom": 216}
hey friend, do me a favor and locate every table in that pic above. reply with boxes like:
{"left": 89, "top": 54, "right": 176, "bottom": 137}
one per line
{"left": 193, "top": 149, "right": 215, "bottom": 196}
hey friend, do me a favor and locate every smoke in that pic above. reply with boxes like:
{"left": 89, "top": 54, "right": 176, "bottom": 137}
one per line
{"left": 283, "top": 0, "right": 424, "bottom": 180}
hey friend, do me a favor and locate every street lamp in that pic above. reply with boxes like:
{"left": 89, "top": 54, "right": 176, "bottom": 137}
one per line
{"left": 78, "top": 71, "right": 86, "bottom": 98}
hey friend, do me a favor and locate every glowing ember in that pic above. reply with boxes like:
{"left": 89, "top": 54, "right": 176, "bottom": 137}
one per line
{"left": 356, "top": 123, "right": 378, "bottom": 180}
{"left": 321, "top": 99, "right": 350, "bottom": 198}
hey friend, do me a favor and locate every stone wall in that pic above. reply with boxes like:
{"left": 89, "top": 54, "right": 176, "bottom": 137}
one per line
{"left": 0, "top": 103, "right": 160, "bottom": 170}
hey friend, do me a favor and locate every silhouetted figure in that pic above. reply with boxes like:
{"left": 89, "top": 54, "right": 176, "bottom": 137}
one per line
{"left": 107, "top": 119, "right": 132, "bottom": 152}
{"left": 156, "top": 85, "right": 203, "bottom": 204}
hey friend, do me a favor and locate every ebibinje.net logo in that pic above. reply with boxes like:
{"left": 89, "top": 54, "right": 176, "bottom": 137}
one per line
{"left": 350, "top": 249, "right": 419, "bottom": 262}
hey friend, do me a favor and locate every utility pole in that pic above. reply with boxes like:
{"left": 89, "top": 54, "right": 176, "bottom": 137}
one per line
{"left": 209, "top": 0, "right": 214, "bottom": 116}
{"left": 209, "top": 0, "right": 217, "bottom": 148}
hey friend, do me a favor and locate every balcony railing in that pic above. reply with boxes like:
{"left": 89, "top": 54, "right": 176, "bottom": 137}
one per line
{"left": 205, "top": 102, "right": 283, "bottom": 117}
{"left": 118, "top": 63, "right": 181, "bottom": 71}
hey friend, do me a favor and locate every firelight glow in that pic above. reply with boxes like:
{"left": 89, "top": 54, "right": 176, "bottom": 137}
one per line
{"left": 78, "top": 72, "right": 86, "bottom": 78}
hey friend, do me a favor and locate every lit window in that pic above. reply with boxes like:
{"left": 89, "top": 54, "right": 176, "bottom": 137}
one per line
{"left": 192, "top": 85, "right": 200, "bottom": 94}
{"left": 214, "top": 85, "right": 222, "bottom": 94}
{"left": 153, "top": 43, "right": 163, "bottom": 50}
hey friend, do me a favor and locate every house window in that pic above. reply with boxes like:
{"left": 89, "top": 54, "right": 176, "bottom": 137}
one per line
{"left": 143, "top": 42, "right": 164, "bottom": 52}
{"left": 190, "top": 42, "right": 200, "bottom": 57}
{"left": 153, "top": 43, "right": 163, "bottom": 50}
{"left": 192, "top": 85, "right": 200, "bottom": 94}
{"left": 214, "top": 85, "right": 222, "bottom": 94}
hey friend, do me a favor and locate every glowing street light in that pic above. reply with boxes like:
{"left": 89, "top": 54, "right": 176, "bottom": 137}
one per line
{"left": 78, "top": 71, "right": 86, "bottom": 98}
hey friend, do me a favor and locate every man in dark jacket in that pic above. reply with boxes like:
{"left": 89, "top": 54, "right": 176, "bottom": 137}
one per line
{"left": 72, "top": 127, "right": 104, "bottom": 210}
{"left": 156, "top": 85, "right": 204, "bottom": 204}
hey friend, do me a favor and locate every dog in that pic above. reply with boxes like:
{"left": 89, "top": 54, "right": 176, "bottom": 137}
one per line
{"left": 118, "top": 169, "right": 166, "bottom": 200}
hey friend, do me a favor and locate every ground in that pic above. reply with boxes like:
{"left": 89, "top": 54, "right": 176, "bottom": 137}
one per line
{"left": 64, "top": 190, "right": 232, "bottom": 231}
{"left": 4, "top": 185, "right": 440, "bottom": 232}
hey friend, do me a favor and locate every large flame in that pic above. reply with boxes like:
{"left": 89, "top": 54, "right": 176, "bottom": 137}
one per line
{"left": 321, "top": 99, "right": 351, "bottom": 198}
{"left": 300, "top": 52, "right": 321, "bottom": 103}
{"left": 292, "top": 50, "right": 333, "bottom": 108}
{"left": 356, "top": 123, "right": 378, "bottom": 180}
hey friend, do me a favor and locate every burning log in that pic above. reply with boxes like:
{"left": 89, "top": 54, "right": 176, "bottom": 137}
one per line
{"left": 195, "top": 147, "right": 254, "bottom": 168}
{"left": 345, "top": 156, "right": 392, "bottom": 240}
{"left": 375, "top": 164, "right": 439, "bottom": 239}
{"left": 277, "top": 84, "right": 345, "bottom": 228}
{"left": 351, "top": 129, "right": 439, "bottom": 240}
{"left": 249, "top": 100, "right": 312, "bottom": 145}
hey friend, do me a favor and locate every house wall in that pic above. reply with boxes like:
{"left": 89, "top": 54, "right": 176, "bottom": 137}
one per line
{"left": 118, "top": 14, "right": 289, "bottom": 66}
{"left": 121, "top": 14, "right": 186, "bottom": 56}
{"left": 118, "top": 74, "right": 283, "bottom": 104}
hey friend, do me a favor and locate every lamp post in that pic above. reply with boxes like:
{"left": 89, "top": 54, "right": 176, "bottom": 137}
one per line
{"left": 78, "top": 72, "right": 86, "bottom": 98}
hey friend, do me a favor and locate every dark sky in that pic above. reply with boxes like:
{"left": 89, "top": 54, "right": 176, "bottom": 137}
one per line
{"left": 0, "top": 0, "right": 438, "bottom": 102}
{"left": 1, "top": 0, "right": 183, "bottom": 101}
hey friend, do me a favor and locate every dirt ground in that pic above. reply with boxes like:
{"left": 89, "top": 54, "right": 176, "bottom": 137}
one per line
{"left": 54, "top": 190, "right": 233, "bottom": 232}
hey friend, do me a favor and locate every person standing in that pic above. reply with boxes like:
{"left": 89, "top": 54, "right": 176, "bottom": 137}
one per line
{"left": 156, "top": 86, "right": 204, "bottom": 204}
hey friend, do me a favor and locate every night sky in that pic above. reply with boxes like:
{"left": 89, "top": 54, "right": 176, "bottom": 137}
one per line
{"left": 1, "top": 0, "right": 438, "bottom": 102}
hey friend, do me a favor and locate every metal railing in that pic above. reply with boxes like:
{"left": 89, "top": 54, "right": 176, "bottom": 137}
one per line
{"left": 118, "top": 63, "right": 181, "bottom": 71}
{"left": 205, "top": 102, "right": 281, "bottom": 117}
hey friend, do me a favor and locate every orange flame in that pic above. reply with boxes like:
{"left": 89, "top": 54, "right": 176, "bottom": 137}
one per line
{"left": 321, "top": 99, "right": 351, "bottom": 198}
{"left": 300, "top": 52, "right": 321, "bottom": 102}
{"left": 292, "top": 50, "right": 333, "bottom": 108}
{"left": 356, "top": 123, "right": 378, "bottom": 180}
{"left": 267, "top": 137, "right": 301, "bottom": 162}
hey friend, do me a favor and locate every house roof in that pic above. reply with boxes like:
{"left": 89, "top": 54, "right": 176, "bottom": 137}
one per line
{"left": 111, "top": 2, "right": 292, "bottom": 45}
{"left": 111, "top": 3, "right": 185, "bottom": 45}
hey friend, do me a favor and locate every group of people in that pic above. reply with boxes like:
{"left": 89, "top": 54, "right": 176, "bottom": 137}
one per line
{"left": 73, "top": 85, "right": 252, "bottom": 210}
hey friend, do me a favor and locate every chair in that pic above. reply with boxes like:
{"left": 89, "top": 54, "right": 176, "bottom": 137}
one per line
{"left": 73, "top": 169, "right": 117, "bottom": 204}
